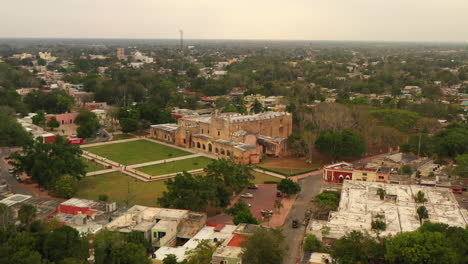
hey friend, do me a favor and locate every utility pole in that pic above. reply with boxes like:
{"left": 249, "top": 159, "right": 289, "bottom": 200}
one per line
{"left": 179, "top": 29, "right": 184, "bottom": 52}
{"left": 417, "top": 133, "right": 422, "bottom": 157}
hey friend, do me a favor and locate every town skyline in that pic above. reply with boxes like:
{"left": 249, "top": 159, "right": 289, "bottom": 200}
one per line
{"left": 2, "top": 0, "right": 468, "bottom": 42}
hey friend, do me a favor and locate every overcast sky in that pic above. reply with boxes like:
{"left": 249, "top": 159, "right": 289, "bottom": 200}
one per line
{"left": 2, "top": 0, "right": 467, "bottom": 42}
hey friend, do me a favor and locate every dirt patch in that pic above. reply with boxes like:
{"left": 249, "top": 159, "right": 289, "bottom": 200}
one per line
{"left": 260, "top": 156, "right": 323, "bottom": 173}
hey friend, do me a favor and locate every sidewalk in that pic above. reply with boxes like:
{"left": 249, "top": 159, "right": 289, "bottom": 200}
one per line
{"left": 127, "top": 153, "right": 201, "bottom": 169}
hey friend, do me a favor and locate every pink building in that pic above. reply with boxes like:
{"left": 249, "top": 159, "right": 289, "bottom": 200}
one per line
{"left": 47, "top": 112, "right": 79, "bottom": 126}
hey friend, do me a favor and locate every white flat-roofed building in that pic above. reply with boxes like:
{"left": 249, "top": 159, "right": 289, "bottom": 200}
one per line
{"left": 307, "top": 181, "right": 468, "bottom": 241}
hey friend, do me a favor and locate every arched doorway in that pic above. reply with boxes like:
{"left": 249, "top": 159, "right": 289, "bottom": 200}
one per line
{"left": 197, "top": 142, "right": 201, "bottom": 148}
{"left": 208, "top": 144, "right": 212, "bottom": 152}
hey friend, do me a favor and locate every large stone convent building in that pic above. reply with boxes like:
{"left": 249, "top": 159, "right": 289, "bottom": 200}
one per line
{"left": 150, "top": 111, "right": 293, "bottom": 164}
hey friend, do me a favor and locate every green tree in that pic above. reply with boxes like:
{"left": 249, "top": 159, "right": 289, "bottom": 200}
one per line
{"left": 47, "top": 116, "right": 60, "bottom": 131}
{"left": 400, "top": 165, "right": 412, "bottom": 175}
{"left": 313, "top": 191, "right": 340, "bottom": 219}
{"left": 158, "top": 171, "right": 214, "bottom": 211}
{"left": 453, "top": 154, "right": 468, "bottom": 178}
{"left": 18, "top": 204, "right": 37, "bottom": 229}
{"left": 413, "top": 191, "right": 428, "bottom": 203}
{"left": 0, "top": 203, "right": 14, "bottom": 230}
{"left": 432, "top": 123, "right": 468, "bottom": 158}
{"left": 205, "top": 158, "right": 254, "bottom": 200}
{"left": 120, "top": 118, "right": 139, "bottom": 133}
{"left": 251, "top": 99, "right": 263, "bottom": 113}
{"left": 185, "top": 239, "right": 216, "bottom": 264}
{"left": 331, "top": 231, "right": 385, "bottom": 264}
{"left": 370, "top": 109, "right": 420, "bottom": 132}
{"left": 304, "top": 234, "right": 322, "bottom": 252}
{"left": 241, "top": 227, "right": 285, "bottom": 264}
{"left": 43, "top": 225, "right": 89, "bottom": 263}
{"left": 385, "top": 231, "right": 458, "bottom": 264}
{"left": 274, "top": 199, "right": 284, "bottom": 214}
{"left": 225, "top": 200, "right": 258, "bottom": 225}
{"left": 162, "top": 254, "right": 178, "bottom": 264}
{"left": 94, "top": 229, "right": 150, "bottom": 264}
{"left": 75, "top": 108, "right": 100, "bottom": 139}
{"left": 8, "top": 135, "right": 86, "bottom": 190}
{"left": 376, "top": 188, "right": 386, "bottom": 200}
{"left": 416, "top": 206, "right": 429, "bottom": 224}
{"left": 0, "top": 114, "right": 32, "bottom": 147}
{"left": 32, "top": 110, "right": 46, "bottom": 126}
{"left": 53, "top": 175, "right": 79, "bottom": 198}
{"left": 277, "top": 178, "right": 301, "bottom": 196}
{"left": 315, "top": 129, "right": 365, "bottom": 161}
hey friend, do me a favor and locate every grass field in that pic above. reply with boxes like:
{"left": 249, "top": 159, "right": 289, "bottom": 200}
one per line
{"left": 251, "top": 171, "right": 281, "bottom": 184}
{"left": 76, "top": 170, "right": 281, "bottom": 207}
{"left": 83, "top": 158, "right": 107, "bottom": 173}
{"left": 76, "top": 172, "right": 167, "bottom": 207}
{"left": 83, "top": 140, "right": 192, "bottom": 165}
{"left": 260, "top": 156, "right": 322, "bottom": 174}
{"left": 138, "top": 156, "right": 213, "bottom": 176}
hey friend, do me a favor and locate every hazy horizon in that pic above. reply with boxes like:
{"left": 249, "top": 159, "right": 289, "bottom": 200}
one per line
{"left": 2, "top": 0, "right": 468, "bottom": 42}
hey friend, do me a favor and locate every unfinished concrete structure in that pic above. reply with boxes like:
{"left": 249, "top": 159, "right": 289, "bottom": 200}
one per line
{"left": 307, "top": 181, "right": 468, "bottom": 241}
{"left": 150, "top": 111, "right": 292, "bottom": 164}
{"left": 154, "top": 223, "right": 258, "bottom": 263}
{"left": 106, "top": 205, "right": 206, "bottom": 247}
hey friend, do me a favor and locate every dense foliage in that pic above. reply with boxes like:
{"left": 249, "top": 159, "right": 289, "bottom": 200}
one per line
{"left": 8, "top": 135, "right": 86, "bottom": 191}
{"left": 329, "top": 222, "right": 468, "bottom": 264}
{"left": 158, "top": 159, "right": 254, "bottom": 211}
{"left": 241, "top": 227, "right": 285, "bottom": 264}
{"left": 0, "top": 114, "right": 32, "bottom": 147}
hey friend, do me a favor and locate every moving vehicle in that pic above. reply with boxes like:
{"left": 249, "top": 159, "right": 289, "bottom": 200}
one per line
{"left": 292, "top": 219, "right": 300, "bottom": 228}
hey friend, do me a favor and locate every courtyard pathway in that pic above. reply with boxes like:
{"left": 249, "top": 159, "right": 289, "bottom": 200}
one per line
{"left": 252, "top": 167, "right": 286, "bottom": 179}
{"left": 127, "top": 153, "right": 201, "bottom": 168}
{"left": 80, "top": 137, "right": 139, "bottom": 148}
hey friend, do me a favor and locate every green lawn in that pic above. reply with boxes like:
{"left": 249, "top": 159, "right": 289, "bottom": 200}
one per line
{"left": 251, "top": 171, "right": 281, "bottom": 184}
{"left": 82, "top": 140, "right": 192, "bottom": 165}
{"left": 75, "top": 170, "right": 280, "bottom": 207}
{"left": 83, "top": 158, "right": 107, "bottom": 173}
{"left": 138, "top": 156, "right": 213, "bottom": 176}
{"left": 76, "top": 172, "right": 167, "bottom": 207}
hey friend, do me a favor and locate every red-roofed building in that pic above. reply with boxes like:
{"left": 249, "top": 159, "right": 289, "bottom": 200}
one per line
{"left": 226, "top": 233, "right": 246, "bottom": 247}
{"left": 323, "top": 162, "right": 388, "bottom": 183}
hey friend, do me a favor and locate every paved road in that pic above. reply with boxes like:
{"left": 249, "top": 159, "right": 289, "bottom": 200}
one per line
{"left": 0, "top": 147, "right": 32, "bottom": 195}
{"left": 282, "top": 171, "right": 323, "bottom": 264}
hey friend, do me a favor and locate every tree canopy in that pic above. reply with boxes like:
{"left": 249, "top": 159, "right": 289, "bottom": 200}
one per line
{"left": 315, "top": 129, "right": 366, "bottom": 160}
{"left": 75, "top": 108, "right": 100, "bottom": 139}
{"left": 8, "top": 135, "right": 85, "bottom": 191}
{"left": 0, "top": 114, "right": 32, "bottom": 147}
{"left": 241, "top": 227, "right": 285, "bottom": 264}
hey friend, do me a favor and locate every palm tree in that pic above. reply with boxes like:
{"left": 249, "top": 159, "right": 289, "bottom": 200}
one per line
{"left": 18, "top": 204, "right": 37, "bottom": 230}
{"left": 274, "top": 199, "right": 284, "bottom": 214}
{"left": 413, "top": 191, "right": 428, "bottom": 203}
{"left": 417, "top": 206, "right": 429, "bottom": 224}
{"left": 376, "top": 188, "right": 386, "bottom": 200}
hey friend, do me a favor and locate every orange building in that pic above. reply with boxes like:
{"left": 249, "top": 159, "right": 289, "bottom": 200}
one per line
{"left": 150, "top": 111, "right": 293, "bottom": 164}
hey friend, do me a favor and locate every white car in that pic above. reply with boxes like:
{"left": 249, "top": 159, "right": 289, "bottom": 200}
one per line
{"left": 241, "top": 193, "right": 254, "bottom": 198}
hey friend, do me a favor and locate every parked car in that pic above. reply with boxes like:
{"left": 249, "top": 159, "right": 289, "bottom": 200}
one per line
{"left": 14, "top": 174, "right": 22, "bottom": 183}
{"left": 8, "top": 168, "right": 15, "bottom": 174}
{"left": 292, "top": 219, "right": 300, "bottom": 228}
{"left": 241, "top": 193, "right": 254, "bottom": 198}
{"left": 248, "top": 184, "right": 258, "bottom": 190}
{"left": 276, "top": 191, "right": 283, "bottom": 198}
